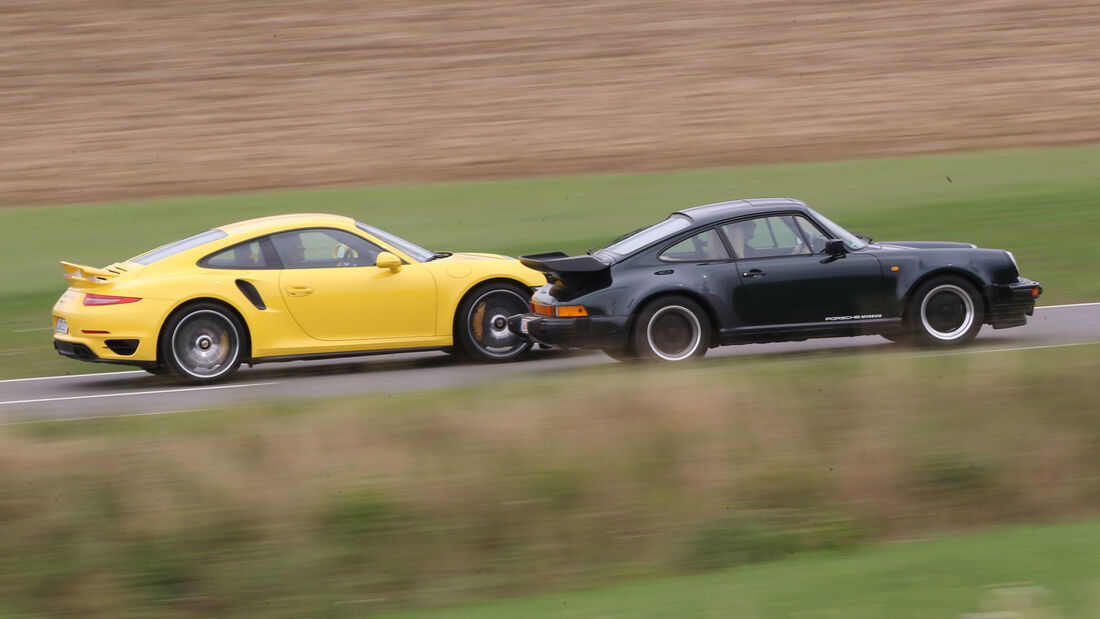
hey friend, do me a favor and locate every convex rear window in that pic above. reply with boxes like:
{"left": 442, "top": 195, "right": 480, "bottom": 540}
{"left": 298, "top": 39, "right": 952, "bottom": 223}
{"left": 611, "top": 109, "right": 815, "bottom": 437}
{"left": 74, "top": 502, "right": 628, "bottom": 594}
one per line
{"left": 132, "top": 230, "right": 228, "bottom": 265}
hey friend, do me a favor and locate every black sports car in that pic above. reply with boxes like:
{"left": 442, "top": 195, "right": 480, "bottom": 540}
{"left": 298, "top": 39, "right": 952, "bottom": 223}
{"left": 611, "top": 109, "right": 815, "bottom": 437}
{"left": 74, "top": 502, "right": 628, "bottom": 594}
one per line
{"left": 508, "top": 198, "right": 1041, "bottom": 361}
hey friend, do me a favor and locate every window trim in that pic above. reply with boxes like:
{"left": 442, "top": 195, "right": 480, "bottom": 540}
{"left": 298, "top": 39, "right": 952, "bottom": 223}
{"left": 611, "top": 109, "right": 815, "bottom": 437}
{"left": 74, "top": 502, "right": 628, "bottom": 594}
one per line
{"left": 269, "top": 227, "right": 389, "bottom": 270}
{"left": 657, "top": 226, "right": 734, "bottom": 263}
{"left": 719, "top": 212, "right": 821, "bottom": 260}
{"left": 197, "top": 236, "right": 282, "bottom": 270}
{"left": 198, "top": 227, "right": 391, "bottom": 270}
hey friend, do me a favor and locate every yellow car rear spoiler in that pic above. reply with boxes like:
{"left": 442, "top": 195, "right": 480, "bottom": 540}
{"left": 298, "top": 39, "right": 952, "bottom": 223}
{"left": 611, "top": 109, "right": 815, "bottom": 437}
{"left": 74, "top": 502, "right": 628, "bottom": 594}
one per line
{"left": 61, "top": 261, "right": 127, "bottom": 285}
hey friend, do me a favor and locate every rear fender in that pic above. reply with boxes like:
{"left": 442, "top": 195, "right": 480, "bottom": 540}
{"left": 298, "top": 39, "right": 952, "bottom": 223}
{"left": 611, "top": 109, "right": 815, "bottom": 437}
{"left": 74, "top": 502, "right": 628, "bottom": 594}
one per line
{"left": 157, "top": 297, "right": 253, "bottom": 363}
{"left": 631, "top": 289, "right": 722, "bottom": 347}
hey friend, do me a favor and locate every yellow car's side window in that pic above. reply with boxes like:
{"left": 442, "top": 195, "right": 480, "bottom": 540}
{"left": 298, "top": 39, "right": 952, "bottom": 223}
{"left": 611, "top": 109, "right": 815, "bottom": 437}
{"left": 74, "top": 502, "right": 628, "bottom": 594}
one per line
{"left": 270, "top": 228, "right": 384, "bottom": 269}
{"left": 203, "top": 240, "right": 270, "bottom": 269}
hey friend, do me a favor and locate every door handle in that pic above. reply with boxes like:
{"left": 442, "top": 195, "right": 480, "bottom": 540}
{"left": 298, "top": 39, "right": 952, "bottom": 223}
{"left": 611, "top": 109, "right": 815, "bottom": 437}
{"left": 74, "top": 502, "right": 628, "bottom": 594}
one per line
{"left": 286, "top": 286, "right": 313, "bottom": 296}
{"left": 742, "top": 269, "right": 766, "bottom": 279}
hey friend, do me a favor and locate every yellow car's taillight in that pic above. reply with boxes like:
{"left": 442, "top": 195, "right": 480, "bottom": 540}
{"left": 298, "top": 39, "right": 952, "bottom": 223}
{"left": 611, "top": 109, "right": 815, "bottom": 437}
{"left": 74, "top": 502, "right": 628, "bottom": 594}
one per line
{"left": 83, "top": 293, "right": 142, "bottom": 306}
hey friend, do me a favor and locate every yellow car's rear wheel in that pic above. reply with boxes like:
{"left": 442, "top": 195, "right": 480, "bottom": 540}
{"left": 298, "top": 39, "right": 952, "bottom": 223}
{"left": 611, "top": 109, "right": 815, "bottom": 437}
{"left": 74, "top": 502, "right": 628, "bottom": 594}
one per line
{"left": 455, "top": 283, "right": 533, "bottom": 362}
{"left": 161, "top": 302, "right": 245, "bottom": 382}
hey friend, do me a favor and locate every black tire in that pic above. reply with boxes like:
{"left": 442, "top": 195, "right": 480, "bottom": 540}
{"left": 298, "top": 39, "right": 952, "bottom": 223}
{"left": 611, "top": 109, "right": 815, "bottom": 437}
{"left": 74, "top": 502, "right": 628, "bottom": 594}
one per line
{"left": 160, "top": 302, "right": 245, "bottom": 382}
{"left": 906, "top": 276, "right": 984, "bottom": 346}
{"left": 454, "top": 282, "right": 534, "bottom": 362}
{"left": 631, "top": 295, "right": 711, "bottom": 362}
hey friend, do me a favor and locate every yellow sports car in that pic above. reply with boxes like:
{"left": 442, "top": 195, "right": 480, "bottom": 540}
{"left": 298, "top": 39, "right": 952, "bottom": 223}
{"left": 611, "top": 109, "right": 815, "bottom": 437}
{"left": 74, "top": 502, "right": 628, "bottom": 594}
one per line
{"left": 52, "top": 214, "right": 545, "bottom": 381}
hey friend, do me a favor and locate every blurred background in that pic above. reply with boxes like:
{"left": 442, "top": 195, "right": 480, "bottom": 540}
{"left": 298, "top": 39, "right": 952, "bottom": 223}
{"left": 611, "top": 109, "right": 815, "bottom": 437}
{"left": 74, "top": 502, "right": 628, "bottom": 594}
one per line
{"left": 2, "top": 1, "right": 1099, "bottom": 617}
{"left": 3, "top": 0, "right": 1098, "bottom": 207}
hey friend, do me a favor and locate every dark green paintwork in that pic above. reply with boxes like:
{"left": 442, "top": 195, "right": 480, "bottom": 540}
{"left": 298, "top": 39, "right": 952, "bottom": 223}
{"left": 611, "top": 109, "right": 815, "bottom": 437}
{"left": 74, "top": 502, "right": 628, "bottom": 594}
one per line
{"left": 515, "top": 198, "right": 1039, "bottom": 350}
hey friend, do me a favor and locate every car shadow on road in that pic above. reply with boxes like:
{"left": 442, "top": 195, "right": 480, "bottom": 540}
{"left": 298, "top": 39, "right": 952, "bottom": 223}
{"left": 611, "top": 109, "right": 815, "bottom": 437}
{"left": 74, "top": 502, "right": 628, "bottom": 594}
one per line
{"left": 83, "top": 347, "right": 590, "bottom": 390}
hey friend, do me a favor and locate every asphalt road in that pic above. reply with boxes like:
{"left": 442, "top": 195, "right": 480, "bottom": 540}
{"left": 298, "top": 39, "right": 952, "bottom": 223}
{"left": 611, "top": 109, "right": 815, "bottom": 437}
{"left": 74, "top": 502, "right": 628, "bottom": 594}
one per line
{"left": 3, "top": 304, "right": 1098, "bottom": 424}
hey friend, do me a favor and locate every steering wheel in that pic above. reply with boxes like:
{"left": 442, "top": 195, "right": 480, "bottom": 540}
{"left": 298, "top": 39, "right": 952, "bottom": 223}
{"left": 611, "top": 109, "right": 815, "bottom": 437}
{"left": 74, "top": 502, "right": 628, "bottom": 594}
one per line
{"left": 333, "top": 244, "right": 359, "bottom": 267}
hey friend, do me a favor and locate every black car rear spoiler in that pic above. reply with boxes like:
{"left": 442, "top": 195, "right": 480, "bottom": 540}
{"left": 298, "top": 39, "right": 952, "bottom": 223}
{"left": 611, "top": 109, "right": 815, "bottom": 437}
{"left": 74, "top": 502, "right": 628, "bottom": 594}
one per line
{"left": 519, "top": 252, "right": 611, "bottom": 295}
{"left": 519, "top": 252, "right": 609, "bottom": 274}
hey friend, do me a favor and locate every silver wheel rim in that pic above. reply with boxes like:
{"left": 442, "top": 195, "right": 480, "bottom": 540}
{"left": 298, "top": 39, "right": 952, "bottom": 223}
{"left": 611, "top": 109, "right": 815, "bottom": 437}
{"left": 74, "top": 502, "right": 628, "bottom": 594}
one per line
{"left": 646, "top": 305, "right": 702, "bottom": 361}
{"left": 171, "top": 310, "right": 240, "bottom": 378}
{"left": 467, "top": 289, "right": 530, "bottom": 359}
{"left": 919, "top": 284, "right": 975, "bottom": 341}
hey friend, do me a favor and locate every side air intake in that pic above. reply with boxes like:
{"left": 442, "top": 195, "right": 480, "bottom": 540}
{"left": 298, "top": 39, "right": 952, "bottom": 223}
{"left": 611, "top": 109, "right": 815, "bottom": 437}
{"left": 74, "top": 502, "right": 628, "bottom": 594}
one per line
{"left": 235, "top": 280, "right": 266, "bottom": 310}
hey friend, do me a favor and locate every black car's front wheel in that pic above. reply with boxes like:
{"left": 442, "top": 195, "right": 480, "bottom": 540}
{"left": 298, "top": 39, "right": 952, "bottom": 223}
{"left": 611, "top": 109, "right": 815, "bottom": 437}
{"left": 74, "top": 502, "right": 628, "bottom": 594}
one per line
{"left": 632, "top": 296, "right": 710, "bottom": 362}
{"left": 907, "top": 276, "right": 984, "bottom": 346}
{"left": 455, "top": 282, "right": 534, "bottom": 362}
{"left": 161, "top": 303, "right": 245, "bottom": 382}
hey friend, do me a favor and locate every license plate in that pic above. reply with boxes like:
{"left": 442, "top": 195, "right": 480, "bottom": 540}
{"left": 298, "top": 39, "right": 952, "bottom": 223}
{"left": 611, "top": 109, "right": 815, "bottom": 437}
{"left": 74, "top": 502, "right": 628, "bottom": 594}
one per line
{"left": 55, "top": 317, "right": 68, "bottom": 334}
{"left": 520, "top": 317, "right": 530, "bottom": 334}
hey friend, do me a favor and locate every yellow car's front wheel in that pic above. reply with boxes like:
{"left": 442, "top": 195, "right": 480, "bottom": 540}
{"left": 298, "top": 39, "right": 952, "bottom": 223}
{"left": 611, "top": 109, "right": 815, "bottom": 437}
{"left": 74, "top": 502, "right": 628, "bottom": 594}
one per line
{"left": 455, "top": 282, "right": 533, "bottom": 362}
{"left": 161, "top": 302, "right": 245, "bottom": 382}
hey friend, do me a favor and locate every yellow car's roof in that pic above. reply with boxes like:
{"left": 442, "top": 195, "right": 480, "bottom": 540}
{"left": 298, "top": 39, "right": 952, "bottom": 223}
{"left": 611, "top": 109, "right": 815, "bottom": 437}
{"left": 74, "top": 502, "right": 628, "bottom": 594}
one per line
{"left": 217, "top": 213, "right": 357, "bottom": 238}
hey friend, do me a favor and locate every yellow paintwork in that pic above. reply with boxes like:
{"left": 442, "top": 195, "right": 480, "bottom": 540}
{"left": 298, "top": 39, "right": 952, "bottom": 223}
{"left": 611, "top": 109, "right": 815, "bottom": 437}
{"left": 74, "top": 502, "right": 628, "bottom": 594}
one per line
{"left": 52, "top": 213, "right": 545, "bottom": 364}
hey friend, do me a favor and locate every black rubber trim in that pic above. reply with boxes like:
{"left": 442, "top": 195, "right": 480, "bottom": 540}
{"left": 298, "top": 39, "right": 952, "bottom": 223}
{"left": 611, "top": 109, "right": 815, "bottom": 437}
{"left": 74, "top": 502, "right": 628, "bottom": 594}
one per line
{"left": 104, "top": 339, "right": 140, "bottom": 356}
{"left": 251, "top": 346, "right": 447, "bottom": 365}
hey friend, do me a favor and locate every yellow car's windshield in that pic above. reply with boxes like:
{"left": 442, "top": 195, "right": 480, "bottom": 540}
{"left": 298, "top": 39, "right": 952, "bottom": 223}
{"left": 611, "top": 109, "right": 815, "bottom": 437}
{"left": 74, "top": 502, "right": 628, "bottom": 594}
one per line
{"left": 355, "top": 221, "right": 433, "bottom": 262}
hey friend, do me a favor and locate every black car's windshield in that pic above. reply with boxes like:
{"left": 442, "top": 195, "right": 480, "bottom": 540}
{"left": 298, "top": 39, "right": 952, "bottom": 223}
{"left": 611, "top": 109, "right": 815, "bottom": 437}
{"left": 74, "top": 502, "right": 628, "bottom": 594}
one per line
{"left": 131, "top": 229, "right": 228, "bottom": 265}
{"left": 807, "top": 208, "right": 867, "bottom": 250}
{"left": 595, "top": 214, "right": 693, "bottom": 260}
{"left": 355, "top": 221, "right": 434, "bottom": 263}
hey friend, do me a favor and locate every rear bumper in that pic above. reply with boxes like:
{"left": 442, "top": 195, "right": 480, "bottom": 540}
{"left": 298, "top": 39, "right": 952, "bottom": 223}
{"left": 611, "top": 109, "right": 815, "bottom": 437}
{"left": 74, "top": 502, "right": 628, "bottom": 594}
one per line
{"left": 507, "top": 313, "right": 631, "bottom": 350}
{"left": 987, "top": 278, "right": 1042, "bottom": 329}
{"left": 54, "top": 338, "right": 155, "bottom": 368}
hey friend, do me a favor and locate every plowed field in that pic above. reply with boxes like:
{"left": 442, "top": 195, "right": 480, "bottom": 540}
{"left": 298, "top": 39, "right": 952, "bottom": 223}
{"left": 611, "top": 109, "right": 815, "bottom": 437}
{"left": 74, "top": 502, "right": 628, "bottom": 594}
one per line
{"left": 2, "top": 0, "right": 1097, "bottom": 206}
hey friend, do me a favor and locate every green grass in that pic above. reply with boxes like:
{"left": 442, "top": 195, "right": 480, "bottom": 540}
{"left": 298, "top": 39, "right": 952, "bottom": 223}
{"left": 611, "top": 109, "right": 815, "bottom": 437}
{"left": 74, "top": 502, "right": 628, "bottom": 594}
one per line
{"left": 2, "top": 344, "right": 1099, "bottom": 617}
{"left": 385, "top": 519, "right": 1100, "bottom": 619}
{"left": 3, "top": 143, "right": 1099, "bottom": 378}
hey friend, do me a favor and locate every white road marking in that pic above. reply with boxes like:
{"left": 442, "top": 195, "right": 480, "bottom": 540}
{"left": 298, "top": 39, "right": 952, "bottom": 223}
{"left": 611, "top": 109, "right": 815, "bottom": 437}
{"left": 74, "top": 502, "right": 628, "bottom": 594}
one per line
{"left": 1, "top": 302, "right": 1095, "bottom": 385}
{"left": 1036, "top": 302, "right": 1100, "bottom": 309}
{"left": 918, "top": 340, "right": 1100, "bottom": 358}
{"left": 2, "top": 409, "right": 201, "bottom": 425}
{"left": 0, "top": 381, "right": 280, "bottom": 406}
{"left": 0, "top": 370, "right": 144, "bottom": 384}
{"left": 12, "top": 327, "right": 53, "bottom": 333}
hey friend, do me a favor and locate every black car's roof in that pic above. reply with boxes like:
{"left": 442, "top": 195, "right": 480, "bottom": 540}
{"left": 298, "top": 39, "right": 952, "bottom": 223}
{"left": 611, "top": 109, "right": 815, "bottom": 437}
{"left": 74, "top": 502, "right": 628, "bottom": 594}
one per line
{"left": 674, "top": 198, "right": 809, "bottom": 226}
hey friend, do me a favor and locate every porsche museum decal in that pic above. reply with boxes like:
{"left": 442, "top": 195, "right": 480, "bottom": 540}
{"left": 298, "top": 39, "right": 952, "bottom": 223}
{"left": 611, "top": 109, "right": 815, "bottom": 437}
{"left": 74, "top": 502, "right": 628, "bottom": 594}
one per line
{"left": 824, "top": 314, "right": 884, "bottom": 321}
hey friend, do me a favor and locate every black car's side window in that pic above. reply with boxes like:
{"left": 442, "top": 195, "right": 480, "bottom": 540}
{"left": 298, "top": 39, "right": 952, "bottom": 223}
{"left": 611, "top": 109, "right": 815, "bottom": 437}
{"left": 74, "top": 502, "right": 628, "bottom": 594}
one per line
{"left": 270, "top": 228, "right": 385, "bottom": 269}
{"left": 659, "top": 228, "right": 730, "bottom": 262}
{"left": 722, "top": 216, "right": 810, "bottom": 258}
{"left": 794, "top": 216, "right": 830, "bottom": 253}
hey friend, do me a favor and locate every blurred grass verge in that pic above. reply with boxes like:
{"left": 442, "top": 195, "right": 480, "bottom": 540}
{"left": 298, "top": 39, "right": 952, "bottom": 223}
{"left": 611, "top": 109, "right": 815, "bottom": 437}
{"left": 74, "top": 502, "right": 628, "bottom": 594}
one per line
{"left": 2, "top": 143, "right": 1099, "bottom": 379}
{"left": 1, "top": 344, "right": 1098, "bottom": 617}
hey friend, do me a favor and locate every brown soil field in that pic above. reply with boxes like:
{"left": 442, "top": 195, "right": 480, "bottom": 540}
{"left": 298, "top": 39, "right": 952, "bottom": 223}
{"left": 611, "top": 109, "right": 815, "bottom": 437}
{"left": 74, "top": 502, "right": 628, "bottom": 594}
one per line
{"left": 2, "top": 0, "right": 1098, "bottom": 207}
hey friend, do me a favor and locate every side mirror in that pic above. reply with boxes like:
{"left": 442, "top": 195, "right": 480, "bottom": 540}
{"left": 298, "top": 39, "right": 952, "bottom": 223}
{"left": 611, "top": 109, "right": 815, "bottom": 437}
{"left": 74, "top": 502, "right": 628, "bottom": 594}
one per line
{"left": 824, "top": 239, "right": 846, "bottom": 256}
{"left": 376, "top": 251, "right": 402, "bottom": 273}
{"left": 820, "top": 239, "right": 847, "bottom": 263}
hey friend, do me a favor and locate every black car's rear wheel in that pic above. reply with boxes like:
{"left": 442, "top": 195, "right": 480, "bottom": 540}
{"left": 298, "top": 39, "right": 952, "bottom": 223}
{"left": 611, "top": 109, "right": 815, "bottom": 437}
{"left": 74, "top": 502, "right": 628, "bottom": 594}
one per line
{"left": 455, "top": 282, "right": 533, "bottom": 362}
{"left": 907, "top": 276, "right": 984, "bottom": 346}
{"left": 632, "top": 296, "right": 710, "bottom": 362}
{"left": 161, "top": 303, "right": 244, "bottom": 382}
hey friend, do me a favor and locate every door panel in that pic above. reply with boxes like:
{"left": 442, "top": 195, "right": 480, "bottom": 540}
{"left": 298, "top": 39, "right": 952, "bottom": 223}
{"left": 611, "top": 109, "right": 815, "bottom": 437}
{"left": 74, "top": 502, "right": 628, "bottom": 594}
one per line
{"left": 734, "top": 253, "right": 884, "bottom": 325}
{"left": 279, "top": 265, "right": 437, "bottom": 341}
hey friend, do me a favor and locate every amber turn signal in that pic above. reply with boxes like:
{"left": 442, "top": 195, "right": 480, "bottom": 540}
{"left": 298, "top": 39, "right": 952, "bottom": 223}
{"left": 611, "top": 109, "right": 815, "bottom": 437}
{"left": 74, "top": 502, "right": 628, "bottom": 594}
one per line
{"left": 530, "top": 302, "right": 588, "bottom": 317}
{"left": 555, "top": 305, "right": 588, "bottom": 317}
